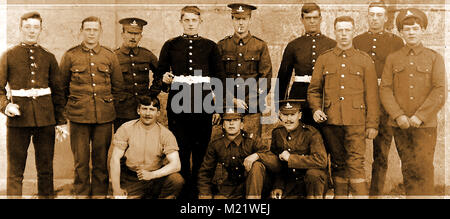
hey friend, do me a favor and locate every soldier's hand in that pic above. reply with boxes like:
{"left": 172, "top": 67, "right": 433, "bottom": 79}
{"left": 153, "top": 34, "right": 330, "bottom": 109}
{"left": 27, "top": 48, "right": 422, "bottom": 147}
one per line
{"left": 271, "top": 189, "right": 283, "bottom": 199}
{"left": 137, "top": 169, "right": 156, "bottom": 181}
{"left": 5, "top": 103, "right": 21, "bottom": 117}
{"left": 162, "top": 72, "right": 174, "bottom": 84}
{"left": 55, "top": 124, "right": 69, "bottom": 142}
{"left": 279, "top": 150, "right": 290, "bottom": 162}
{"left": 243, "top": 153, "right": 260, "bottom": 172}
{"left": 396, "top": 115, "right": 410, "bottom": 129}
{"left": 365, "top": 128, "right": 378, "bottom": 139}
{"left": 409, "top": 115, "right": 423, "bottom": 128}
{"left": 313, "top": 110, "right": 327, "bottom": 123}
{"left": 112, "top": 187, "right": 127, "bottom": 199}
{"left": 212, "top": 113, "right": 221, "bottom": 125}
{"left": 234, "top": 98, "right": 248, "bottom": 110}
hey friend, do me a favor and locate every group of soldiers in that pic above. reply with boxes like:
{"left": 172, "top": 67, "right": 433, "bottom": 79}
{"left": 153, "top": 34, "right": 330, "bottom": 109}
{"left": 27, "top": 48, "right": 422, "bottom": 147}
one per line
{"left": 0, "top": 1, "right": 446, "bottom": 199}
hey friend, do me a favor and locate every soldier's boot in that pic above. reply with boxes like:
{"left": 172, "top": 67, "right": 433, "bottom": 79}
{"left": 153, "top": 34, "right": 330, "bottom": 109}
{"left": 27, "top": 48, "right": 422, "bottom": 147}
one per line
{"left": 349, "top": 178, "right": 369, "bottom": 199}
{"left": 333, "top": 176, "right": 349, "bottom": 199}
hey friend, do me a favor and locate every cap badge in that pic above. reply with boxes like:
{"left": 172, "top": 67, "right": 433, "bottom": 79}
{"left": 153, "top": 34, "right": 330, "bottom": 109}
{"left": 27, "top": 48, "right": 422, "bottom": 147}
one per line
{"left": 285, "top": 102, "right": 293, "bottom": 109}
{"left": 237, "top": 6, "right": 244, "bottom": 13}
{"left": 226, "top": 108, "right": 234, "bottom": 113}
{"left": 131, "top": 20, "right": 138, "bottom": 26}
{"left": 406, "top": 10, "right": 413, "bottom": 17}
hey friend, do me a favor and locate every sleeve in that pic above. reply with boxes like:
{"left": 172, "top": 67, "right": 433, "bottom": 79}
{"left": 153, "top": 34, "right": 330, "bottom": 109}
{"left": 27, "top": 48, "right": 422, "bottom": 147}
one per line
{"left": 307, "top": 55, "right": 325, "bottom": 113}
{"left": 258, "top": 42, "right": 273, "bottom": 94}
{"left": 197, "top": 142, "right": 217, "bottom": 196}
{"left": 380, "top": 54, "right": 405, "bottom": 120}
{"left": 253, "top": 138, "right": 281, "bottom": 173}
{"left": 110, "top": 53, "right": 125, "bottom": 99}
{"left": 59, "top": 51, "right": 72, "bottom": 107}
{"left": 414, "top": 53, "right": 447, "bottom": 122}
{"left": 0, "top": 52, "right": 9, "bottom": 114}
{"left": 364, "top": 56, "right": 380, "bottom": 129}
{"left": 270, "top": 129, "right": 285, "bottom": 190}
{"left": 148, "top": 50, "right": 165, "bottom": 97}
{"left": 161, "top": 129, "right": 179, "bottom": 155}
{"left": 276, "top": 43, "right": 294, "bottom": 100}
{"left": 112, "top": 125, "right": 129, "bottom": 151}
{"left": 48, "top": 53, "right": 66, "bottom": 125}
{"left": 286, "top": 129, "right": 327, "bottom": 169}
{"left": 210, "top": 42, "right": 226, "bottom": 107}
{"left": 151, "top": 41, "right": 171, "bottom": 93}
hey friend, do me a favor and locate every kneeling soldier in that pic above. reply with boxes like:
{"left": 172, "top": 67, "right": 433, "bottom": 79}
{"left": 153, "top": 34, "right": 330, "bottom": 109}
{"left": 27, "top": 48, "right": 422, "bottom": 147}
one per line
{"left": 197, "top": 106, "right": 280, "bottom": 199}
{"left": 270, "top": 100, "right": 328, "bottom": 199}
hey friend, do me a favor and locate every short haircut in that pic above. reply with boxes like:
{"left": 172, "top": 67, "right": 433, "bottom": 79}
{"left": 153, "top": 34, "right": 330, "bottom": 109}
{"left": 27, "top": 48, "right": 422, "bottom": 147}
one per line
{"left": 137, "top": 95, "right": 160, "bottom": 110}
{"left": 368, "top": 0, "right": 387, "bottom": 11}
{"left": 81, "top": 16, "right": 102, "bottom": 30}
{"left": 20, "top": 11, "right": 42, "bottom": 27}
{"left": 334, "top": 16, "right": 355, "bottom": 29}
{"left": 301, "top": 3, "right": 321, "bottom": 18}
{"left": 180, "top": 6, "right": 201, "bottom": 19}
{"left": 399, "top": 17, "right": 424, "bottom": 30}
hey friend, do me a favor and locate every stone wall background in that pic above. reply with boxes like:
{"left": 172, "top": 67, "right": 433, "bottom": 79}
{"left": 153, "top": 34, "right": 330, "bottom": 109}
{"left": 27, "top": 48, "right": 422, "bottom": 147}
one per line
{"left": 0, "top": 0, "right": 448, "bottom": 197}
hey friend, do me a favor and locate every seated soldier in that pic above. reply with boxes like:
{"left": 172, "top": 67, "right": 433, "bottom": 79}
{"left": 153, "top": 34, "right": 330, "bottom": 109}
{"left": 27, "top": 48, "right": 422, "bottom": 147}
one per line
{"left": 270, "top": 100, "right": 328, "bottom": 199}
{"left": 110, "top": 96, "right": 184, "bottom": 199}
{"left": 197, "top": 106, "right": 280, "bottom": 199}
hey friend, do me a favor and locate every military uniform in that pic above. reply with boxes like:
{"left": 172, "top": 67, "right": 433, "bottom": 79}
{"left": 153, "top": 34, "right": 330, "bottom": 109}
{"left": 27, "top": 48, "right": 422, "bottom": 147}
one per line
{"left": 380, "top": 8, "right": 447, "bottom": 196}
{"left": 0, "top": 42, "right": 65, "bottom": 197}
{"left": 198, "top": 108, "right": 279, "bottom": 199}
{"left": 277, "top": 32, "right": 336, "bottom": 125}
{"left": 114, "top": 17, "right": 159, "bottom": 131}
{"left": 353, "top": 30, "right": 404, "bottom": 196}
{"left": 217, "top": 3, "right": 273, "bottom": 139}
{"left": 60, "top": 42, "right": 124, "bottom": 197}
{"left": 307, "top": 46, "right": 380, "bottom": 196}
{"left": 152, "top": 33, "right": 225, "bottom": 199}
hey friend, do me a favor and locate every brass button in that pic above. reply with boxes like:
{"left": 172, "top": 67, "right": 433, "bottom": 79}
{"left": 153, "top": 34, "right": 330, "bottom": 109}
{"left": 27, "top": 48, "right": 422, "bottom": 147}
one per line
{"left": 90, "top": 63, "right": 94, "bottom": 66}
{"left": 341, "top": 85, "right": 344, "bottom": 89}
{"left": 339, "top": 97, "right": 344, "bottom": 100}
{"left": 341, "top": 64, "right": 346, "bottom": 68}
{"left": 92, "top": 83, "right": 96, "bottom": 87}
{"left": 237, "top": 74, "right": 240, "bottom": 77}
{"left": 189, "top": 52, "right": 193, "bottom": 56}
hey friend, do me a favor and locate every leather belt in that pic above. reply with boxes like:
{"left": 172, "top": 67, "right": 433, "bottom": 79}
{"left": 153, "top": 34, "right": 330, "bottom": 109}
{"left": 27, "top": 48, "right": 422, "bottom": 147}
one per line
{"left": 11, "top": 88, "right": 51, "bottom": 98}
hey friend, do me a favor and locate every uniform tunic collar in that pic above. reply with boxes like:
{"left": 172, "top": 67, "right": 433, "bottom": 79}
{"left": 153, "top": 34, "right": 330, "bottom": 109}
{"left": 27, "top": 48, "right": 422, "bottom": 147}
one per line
{"left": 368, "top": 30, "right": 385, "bottom": 35}
{"left": 20, "top": 42, "right": 39, "bottom": 48}
{"left": 232, "top": 32, "right": 252, "bottom": 45}
{"left": 403, "top": 43, "right": 424, "bottom": 56}
{"left": 333, "top": 46, "right": 357, "bottom": 57}
{"left": 224, "top": 133, "right": 244, "bottom": 148}
{"left": 182, "top": 33, "right": 199, "bottom": 40}
{"left": 120, "top": 46, "right": 140, "bottom": 56}
{"left": 81, "top": 42, "right": 101, "bottom": 53}
{"left": 305, "top": 32, "right": 322, "bottom": 37}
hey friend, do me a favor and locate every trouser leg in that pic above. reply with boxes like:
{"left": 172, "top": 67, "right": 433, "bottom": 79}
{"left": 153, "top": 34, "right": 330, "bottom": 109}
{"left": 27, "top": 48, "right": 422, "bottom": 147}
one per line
{"left": 370, "top": 108, "right": 393, "bottom": 196}
{"left": 246, "top": 161, "right": 266, "bottom": 199}
{"left": 304, "top": 169, "right": 327, "bottom": 199}
{"left": 159, "top": 173, "right": 185, "bottom": 199}
{"left": 33, "top": 126, "right": 55, "bottom": 198}
{"left": 345, "top": 126, "right": 368, "bottom": 198}
{"left": 91, "top": 122, "right": 112, "bottom": 197}
{"left": 6, "top": 127, "right": 32, "bottom": 197}
{"left": 69, "top": 122, "right": 92, "bottom": 197}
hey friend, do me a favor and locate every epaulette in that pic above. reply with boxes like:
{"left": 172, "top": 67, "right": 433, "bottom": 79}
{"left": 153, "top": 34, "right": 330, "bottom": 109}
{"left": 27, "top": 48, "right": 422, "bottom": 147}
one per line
{"left": 114, "top": 47, "right": 121, "bottom": 51}
{"left": 39, "top": 45, "right": 50, "bottom": 53}
{"left": 219, "top": 35, "right": 233, "bottom": 43}
{"left": 101, "top": 45, "right": 114, "bottom": 53}
{"left": 67, "top": 45, "right": 80, "bottom": 52}
{"left": 321, "top": 48, "right": 334, "bottom": 55}
{"left": 302, "top": 124, "right": 318, "bottom": 132}
{"left": 241, "top": 130, "right": 254, "bottom": 139}
{"left": 252, "top": 35, "right": 265, "bottom": 42}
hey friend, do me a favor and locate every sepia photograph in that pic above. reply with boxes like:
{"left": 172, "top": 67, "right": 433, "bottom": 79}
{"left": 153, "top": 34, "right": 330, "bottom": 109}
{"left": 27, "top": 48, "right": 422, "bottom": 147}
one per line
{"left": 0, "top": 0, "right": 448, "bottom": 212}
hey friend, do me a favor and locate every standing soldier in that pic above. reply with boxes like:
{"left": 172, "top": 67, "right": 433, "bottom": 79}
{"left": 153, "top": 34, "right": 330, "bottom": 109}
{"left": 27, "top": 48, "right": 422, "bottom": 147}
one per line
{"left": 353, "top": 0, "right": 404, "bottom": 197}
{"left": 197, "top": 106, "right": 279, "bottom": 199}
{"left": 60, "top": 16, "right": 124, "bottom": 198}
{"left": 151, "top": 6, "right": 225, "bottom": 199}
{"left": 380, "top": 9, "right": 446, "bottom": 196}
{"left": 277, "top": 2, "right": 336, "bottom": 126}
{"left": 270, "top": 100, "right": 328, "bottom": 199}
{"left": 114, "top": 17, "right": 158, "bottom": 132}
{"left": 308, "top": 16, "right": 380, "bottom": 198}
{"left": 218, "top": 3, "right": 272, "bottom": 139}
{"left": 0, "top": 12, "right": 65, "bottom": 198}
